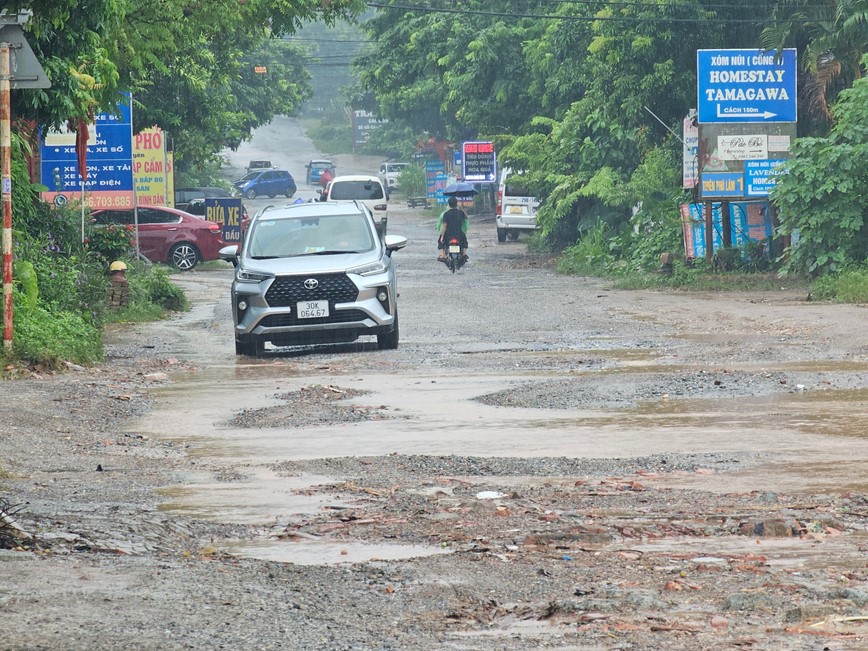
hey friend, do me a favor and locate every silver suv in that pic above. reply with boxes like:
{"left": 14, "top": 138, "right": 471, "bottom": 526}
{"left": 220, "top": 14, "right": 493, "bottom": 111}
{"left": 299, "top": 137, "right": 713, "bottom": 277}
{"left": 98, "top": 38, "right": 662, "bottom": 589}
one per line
{"left": 220, "top": 202, "right": 407, "bottom": 356}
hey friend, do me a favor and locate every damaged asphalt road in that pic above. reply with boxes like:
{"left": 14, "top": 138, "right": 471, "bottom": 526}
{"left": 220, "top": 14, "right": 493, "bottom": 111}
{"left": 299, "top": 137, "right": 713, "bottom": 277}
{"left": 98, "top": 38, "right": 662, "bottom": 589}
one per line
{"left": 1, "top": 201, "right": 867, "bottom": 650}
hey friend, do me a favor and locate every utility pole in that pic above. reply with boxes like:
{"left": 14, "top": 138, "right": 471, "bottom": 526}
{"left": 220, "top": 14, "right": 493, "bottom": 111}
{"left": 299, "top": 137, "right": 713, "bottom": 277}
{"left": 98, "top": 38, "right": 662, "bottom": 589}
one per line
{"left": 0, "top": 13, "right": 50, "bottom": 352}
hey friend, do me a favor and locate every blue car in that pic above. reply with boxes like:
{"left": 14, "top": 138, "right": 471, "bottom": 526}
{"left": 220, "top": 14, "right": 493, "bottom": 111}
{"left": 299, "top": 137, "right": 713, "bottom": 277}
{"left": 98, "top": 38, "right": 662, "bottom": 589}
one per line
{"left": 234, "top": 169, "right": 297, "bottom": 199}
{"left": 305, "top": 159, "right": 335, "bottom": 185}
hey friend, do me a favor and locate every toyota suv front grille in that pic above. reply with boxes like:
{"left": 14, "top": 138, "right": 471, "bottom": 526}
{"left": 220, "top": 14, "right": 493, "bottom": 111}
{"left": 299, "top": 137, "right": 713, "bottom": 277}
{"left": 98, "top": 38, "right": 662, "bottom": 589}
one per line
{"left": 265, "top": 274, "right": 358, "bottom": 307}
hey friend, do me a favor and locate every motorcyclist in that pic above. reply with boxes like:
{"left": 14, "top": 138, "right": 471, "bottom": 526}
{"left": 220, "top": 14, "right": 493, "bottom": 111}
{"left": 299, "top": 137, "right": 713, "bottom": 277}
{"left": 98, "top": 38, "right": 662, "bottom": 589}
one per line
{"left": 437, "top": 196, "right": 468, "bottom": 262}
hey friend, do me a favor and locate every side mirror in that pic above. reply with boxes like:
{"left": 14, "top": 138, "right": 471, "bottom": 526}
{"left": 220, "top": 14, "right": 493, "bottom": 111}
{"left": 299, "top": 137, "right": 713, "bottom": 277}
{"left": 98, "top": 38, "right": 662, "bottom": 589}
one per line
{"left": 219, "top": 245, "right": 239, "bottom": 267}
{"left": 384, "top": 234, "right": 406, "bottom": 254}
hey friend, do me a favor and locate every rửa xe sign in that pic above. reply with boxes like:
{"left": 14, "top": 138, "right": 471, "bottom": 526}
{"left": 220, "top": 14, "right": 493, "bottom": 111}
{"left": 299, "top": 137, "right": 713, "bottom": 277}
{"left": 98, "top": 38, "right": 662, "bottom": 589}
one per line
{"left": 697, "top": 49, "right": 797, "bottom": 123}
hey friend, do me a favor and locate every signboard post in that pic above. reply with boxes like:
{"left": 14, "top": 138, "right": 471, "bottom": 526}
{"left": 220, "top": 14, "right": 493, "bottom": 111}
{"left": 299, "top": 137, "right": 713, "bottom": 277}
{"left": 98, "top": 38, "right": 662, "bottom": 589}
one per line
{"left": 697, "top": 49, "right": 797, "bottom": 124}
{"left": 1, "top": 17, "right": 50, "bottom": 351}
{"left": 461, "top": 141, "right": 496, "bottom": 182}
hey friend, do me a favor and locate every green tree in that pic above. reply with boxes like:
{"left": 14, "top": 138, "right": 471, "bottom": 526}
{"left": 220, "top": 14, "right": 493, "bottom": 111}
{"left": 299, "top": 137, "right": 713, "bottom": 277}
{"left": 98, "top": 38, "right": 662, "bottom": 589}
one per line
{"left": 772, "top": 58, "right": 868, "bottom": 275}
{"left": 762, "top": 0, "right": 867, "bottom": 123}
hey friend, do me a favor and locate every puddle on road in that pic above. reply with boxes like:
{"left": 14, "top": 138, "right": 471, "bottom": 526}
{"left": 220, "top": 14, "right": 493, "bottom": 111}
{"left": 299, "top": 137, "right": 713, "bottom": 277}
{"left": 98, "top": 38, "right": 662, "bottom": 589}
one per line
{"left": 632, "top": 531, "right": 868, "bottom": 572}
{"left": 219, "top": 538, "right": 451, "bottom": 565}
{"left": 157, "top": 468, "right": 349, "bottom": 524}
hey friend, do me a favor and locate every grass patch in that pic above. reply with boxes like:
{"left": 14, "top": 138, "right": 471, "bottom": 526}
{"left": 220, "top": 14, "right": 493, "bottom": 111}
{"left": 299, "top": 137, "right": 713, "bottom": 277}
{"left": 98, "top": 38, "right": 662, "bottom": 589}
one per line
{"left": 613, "top": 264, "right": 809, "bottom": 292}
{"left": 811, "top": 265, "right": 868, "bottom": 303}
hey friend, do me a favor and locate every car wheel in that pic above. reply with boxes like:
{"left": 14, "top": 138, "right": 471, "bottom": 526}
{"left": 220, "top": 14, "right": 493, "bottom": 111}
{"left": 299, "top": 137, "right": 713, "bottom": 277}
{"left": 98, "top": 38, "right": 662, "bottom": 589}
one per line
{"left": 235, "top": 337, "right": 264, "bottom": 357}
{"left": 246, "top": 189, "right": 257, "bottom": 199}
{"left": 169, "top": 243, "right": 200, "bottom": 271}
{"left": 497, "top": 228, "right": 507, "bottom": 242}
{"left": 508, "top": 231, "right": 520, "bottom": 240}
{"left": 284, "top": 186, "right": 295, "bottom": 198}
{"left": 377, "top": 312, "right": 399, "bottom": 350}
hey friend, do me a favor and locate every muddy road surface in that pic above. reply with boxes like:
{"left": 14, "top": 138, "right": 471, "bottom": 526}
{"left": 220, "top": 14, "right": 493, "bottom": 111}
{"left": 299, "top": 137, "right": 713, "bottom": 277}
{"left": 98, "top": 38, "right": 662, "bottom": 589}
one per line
{"left": 2, "top": 122, "right": 867, "bottom": 650}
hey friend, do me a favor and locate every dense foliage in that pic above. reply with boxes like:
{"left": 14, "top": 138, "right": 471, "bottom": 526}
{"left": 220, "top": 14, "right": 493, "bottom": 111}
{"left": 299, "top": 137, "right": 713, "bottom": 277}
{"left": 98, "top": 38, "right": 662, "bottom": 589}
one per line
{"left": 2, "top": 0, "right": 366, "bottom": 366}
{"left": 772, "top": 59, "right": 868, "bottom": 275}
{"left": 353, "top": 1, "right": 866, "bottom": 278}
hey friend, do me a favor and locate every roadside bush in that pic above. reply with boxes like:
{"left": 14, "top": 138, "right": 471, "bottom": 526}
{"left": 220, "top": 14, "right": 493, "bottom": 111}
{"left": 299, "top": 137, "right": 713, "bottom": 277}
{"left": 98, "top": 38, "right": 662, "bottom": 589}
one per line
{"left": 396, "top": 164, "right": 425, "bottom": 197}
{"left": 85, "top": 224, "right": 135, "bottom": 264}
{"left": 811, "top": 265, "right": 868, "bottom": 303}
{"left": 9, "top": 291, "right": 102, "bottom": 366}
{"left": 137, "top": 264, "right": 188, "bottom": 312}
{"left": 556, "top": 223, "right": 617, "bottom": 276}
{"left": 773, "top": 62, "right": 868, "bottom": 276}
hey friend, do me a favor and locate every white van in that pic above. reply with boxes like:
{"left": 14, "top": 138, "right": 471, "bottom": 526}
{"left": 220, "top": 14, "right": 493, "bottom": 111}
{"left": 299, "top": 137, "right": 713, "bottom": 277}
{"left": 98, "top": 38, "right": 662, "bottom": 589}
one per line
{"left": 495, "top": 168, "right": 540, "bottom": 242}
{"left": 324, "top": 175, "right": 389, "bottom": 234}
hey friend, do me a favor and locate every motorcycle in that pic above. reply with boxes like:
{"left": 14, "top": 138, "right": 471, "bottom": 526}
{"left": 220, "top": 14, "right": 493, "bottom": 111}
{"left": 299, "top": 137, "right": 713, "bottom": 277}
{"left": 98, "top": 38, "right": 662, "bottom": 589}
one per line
{"left": 442, "top": 236, "right": 466, "bottom": 273}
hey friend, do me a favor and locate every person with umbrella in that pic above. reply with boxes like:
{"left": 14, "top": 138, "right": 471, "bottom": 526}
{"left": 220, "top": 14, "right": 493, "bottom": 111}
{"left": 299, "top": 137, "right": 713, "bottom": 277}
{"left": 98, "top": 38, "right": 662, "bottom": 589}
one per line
{"left": 438, "top": 195, "right": 469, "bottom": 262}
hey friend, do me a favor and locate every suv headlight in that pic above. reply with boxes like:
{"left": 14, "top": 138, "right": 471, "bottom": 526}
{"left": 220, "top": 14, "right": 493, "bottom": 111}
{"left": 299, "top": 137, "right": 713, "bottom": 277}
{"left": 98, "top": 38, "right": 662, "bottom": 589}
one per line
{"left": 236, "top": 269, "right": 273, "bottom": 283}
{"left": 348, "top": 260, "right": 387, "bottom": 277}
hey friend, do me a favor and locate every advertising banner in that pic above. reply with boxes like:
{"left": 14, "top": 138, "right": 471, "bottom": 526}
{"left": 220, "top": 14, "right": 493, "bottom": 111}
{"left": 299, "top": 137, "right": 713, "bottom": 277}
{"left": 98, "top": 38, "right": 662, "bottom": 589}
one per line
{"left": 352, "top": 110, "right": 388, "bottom": 146}
{"left": 204, "top": 198, "right": 243, "bottom": 244}
{"left": 425, "top": 160, "right": 447, "bottom": 202}
{"left": 682, "top": 114, "right": 698, "bottom": 189}
{"left": 717, "top": 134, "right": 768, "bottom": 160}
{"left": 681, "top": 201, "right": 773, "bottom": 259}
{"left": 745, "top": 159, "right": 787, "bottom": 197}
{"left": 461, "top": 141, "right": 496, "bottom": 182}
{"left": 41, "top": 92, "right": 134, "bottom": 209}
{"left": 700, "top": 171, "right": 745, "bottom": 198}
{"left": 133, "top": 127, "right": 171, "bottom": 206}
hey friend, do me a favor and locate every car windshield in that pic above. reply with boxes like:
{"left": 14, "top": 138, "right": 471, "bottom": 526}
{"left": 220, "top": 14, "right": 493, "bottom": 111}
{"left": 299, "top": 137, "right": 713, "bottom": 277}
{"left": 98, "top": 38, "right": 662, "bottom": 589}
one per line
{"left": 246, "top": 213, "right": 375, "bottom": 258}
{"left": 329, "top": 181, "right": 384, "bottom": 201}
{"left": 310, "top": 163, "right": 331, "bottom": 172}
{"left": 238, "top": 172, "right": 260, "bottom": 182}
{"left": 387, "top": 164, "right": 407, "bottom": 173}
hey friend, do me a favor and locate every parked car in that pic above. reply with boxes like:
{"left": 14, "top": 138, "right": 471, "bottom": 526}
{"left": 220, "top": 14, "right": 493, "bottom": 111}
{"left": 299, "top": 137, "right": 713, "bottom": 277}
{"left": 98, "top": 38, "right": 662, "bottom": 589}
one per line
{"left": 495, "top": 167, "right": 540, "bottom": 242}
{"left": 246, "top": 159, "right": 274, "bottom": 174}
{"left": 305, "top": 159, "right": 336, "bottom": 186}
{"left": 322, "top": 174, "right": 389, "bottom": 234}
{"left": 219, "top": 202, "right": 407, "bottom": 356}
{"left": 91, "top": 206, "right": 226, "bottom": 271}
{"left": 377, "top": 162, "right": 409, "bottom": 190}
{"left": 233, "top": 169, "right": 297, "bottom": 200}
{"left": 175, "top": 186, "right": 234, "bottom": 211}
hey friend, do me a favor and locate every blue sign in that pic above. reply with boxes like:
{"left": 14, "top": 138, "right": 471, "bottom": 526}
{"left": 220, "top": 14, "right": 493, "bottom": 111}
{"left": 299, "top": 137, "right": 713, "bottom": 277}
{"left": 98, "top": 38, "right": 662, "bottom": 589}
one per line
{"left": 697, "top": 49, "right": 797, "bottom": 123}
{"left": 205, "top": 198, "right": 243, "bottom": 243}
{"left": 745, "top": 159, "right": 787, "bottom": 197}
{"left": 41, "top": 92, "right": 134, "bottom": 208}
{"left": 700, "top": 171, "right": 745, "bottom": 198}
{"left": 425, "top": 160, "right": 446, "bottom": 199}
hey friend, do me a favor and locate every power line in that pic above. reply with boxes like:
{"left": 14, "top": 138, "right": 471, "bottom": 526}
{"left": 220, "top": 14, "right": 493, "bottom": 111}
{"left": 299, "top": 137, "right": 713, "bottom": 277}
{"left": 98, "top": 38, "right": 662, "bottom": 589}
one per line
{"left": 366, "top": 1, "right": 822, "bottom": 24}
{"left": 425, "top": 0, "right": 832, "bottom": 11}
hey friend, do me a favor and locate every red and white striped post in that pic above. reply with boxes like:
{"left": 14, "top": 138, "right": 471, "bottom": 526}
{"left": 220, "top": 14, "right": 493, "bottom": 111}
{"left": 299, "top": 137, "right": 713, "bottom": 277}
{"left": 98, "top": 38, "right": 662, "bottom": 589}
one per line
{"left": 1, "top": 44, "right": 13, "bottom": 352}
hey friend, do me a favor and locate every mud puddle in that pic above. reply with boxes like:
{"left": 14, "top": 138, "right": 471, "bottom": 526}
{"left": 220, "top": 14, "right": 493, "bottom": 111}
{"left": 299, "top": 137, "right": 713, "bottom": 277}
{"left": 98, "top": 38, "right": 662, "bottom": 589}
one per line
{"left": 219, "top": 538, "right": 451, "bottom": 565}
{"left": 157, "top": 468, "right": 349, "bottom": 524}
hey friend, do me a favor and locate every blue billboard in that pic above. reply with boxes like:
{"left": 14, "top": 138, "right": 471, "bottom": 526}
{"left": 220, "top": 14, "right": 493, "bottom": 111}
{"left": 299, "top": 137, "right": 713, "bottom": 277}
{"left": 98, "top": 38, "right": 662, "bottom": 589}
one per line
{"left": 697, "top": 49, "right": 797, "bottom": 124}
{"left": 41, "top": 92, "right": 134, "bottom": 209}
{"left": 700, "top": 171, "right": 745, "bottom": 198}
{"left": 745, "top": 159, "right": 787, "bottom": 197}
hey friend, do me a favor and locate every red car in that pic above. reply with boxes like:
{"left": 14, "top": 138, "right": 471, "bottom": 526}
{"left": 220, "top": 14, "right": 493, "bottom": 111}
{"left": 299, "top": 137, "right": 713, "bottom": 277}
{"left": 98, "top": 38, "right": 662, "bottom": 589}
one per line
{"left": 91, "top": 206, "right": 226, "bottom": 271}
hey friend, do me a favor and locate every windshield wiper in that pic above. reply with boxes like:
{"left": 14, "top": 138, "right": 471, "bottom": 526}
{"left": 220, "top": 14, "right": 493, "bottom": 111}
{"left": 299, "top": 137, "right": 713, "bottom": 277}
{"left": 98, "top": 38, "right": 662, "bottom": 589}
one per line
{"left": 250, "top": 255, "right": 280, "bottom": 259}
{"left": 308, "top": 249, "right": 360, "bottom": 255}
